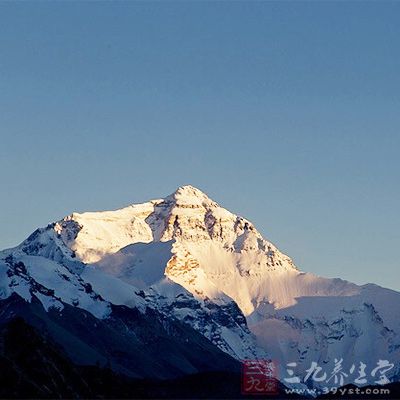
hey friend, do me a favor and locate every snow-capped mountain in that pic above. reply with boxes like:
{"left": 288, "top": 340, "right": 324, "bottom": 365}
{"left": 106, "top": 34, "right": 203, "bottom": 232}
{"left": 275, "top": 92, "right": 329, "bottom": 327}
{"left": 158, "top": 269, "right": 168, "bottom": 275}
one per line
{"left": 1, "top": 185, "right": 399, "bottom": 387}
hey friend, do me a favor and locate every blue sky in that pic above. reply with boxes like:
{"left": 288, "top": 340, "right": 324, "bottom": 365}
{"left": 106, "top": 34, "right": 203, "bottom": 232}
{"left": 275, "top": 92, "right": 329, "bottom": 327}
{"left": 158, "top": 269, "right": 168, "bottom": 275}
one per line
{"left": 1, "top": 2, "right": 399, "bottom": 290}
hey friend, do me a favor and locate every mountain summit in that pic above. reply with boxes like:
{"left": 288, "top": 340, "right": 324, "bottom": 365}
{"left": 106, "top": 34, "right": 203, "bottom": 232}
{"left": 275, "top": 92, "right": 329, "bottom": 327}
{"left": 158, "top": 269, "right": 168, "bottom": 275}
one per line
{"left": 166, "top": 184, "right": 218, "bottom": 206}
{"left": 1, "top": 185, "right": 399, "bottom": 387}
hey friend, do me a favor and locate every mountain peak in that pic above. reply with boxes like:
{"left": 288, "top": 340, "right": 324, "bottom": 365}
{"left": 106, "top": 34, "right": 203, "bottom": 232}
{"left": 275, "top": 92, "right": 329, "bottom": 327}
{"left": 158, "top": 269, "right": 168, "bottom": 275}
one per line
{"left": 165, "top": 185, "right": 217, "bottom": 207}
{"left": 172, "top": 185, "right": 208, "bottom": 198}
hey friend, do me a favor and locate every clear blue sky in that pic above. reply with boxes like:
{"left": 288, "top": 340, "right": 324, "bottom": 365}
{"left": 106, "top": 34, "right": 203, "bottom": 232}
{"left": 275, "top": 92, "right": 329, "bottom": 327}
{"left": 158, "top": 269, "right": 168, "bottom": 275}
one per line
{"left": 1, "top": 2, "right": 399, "bottom": 291}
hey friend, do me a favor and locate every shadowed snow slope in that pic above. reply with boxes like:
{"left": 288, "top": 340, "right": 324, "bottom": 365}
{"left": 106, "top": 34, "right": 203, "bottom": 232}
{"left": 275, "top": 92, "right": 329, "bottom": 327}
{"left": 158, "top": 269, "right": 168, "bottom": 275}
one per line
{"left": 1, "top": 185, "right": 399, "bottom": 387}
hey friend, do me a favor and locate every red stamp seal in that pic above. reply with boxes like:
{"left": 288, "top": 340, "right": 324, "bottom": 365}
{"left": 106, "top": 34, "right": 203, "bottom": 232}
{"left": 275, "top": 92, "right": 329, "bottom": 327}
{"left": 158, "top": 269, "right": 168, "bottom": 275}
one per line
{"left": 242, "top": 359, "right": 279, "bottom": 395}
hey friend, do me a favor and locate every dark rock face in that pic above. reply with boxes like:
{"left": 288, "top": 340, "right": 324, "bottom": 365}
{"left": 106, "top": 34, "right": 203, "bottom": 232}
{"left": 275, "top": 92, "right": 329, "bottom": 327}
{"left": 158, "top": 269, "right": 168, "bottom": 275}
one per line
{"left": 0, "top": 317, "right": 92, "bottom": 398}
{"left": 0, "top": 316, "right": 300, "bottom": 399}
{"left": 0, "top": 294, "right": 239, "bottom": 379}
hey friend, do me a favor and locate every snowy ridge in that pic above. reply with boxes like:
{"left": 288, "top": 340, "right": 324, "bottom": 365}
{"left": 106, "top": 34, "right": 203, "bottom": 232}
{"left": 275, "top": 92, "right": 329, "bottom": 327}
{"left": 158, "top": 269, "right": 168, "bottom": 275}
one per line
{"left": 0, "top": 185, "right": 399, "bottom": 386}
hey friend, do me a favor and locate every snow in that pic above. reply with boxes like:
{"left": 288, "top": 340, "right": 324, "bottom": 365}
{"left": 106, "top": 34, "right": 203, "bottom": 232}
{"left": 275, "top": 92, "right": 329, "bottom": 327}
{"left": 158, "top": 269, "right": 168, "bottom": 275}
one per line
{"left": 20, "top": 254, "right": 111, "bottom": 319}
{"left": 150, "top": 277, "right": 189, "bottom": 298}
{"left": 11, "top": 276, "right": 32, "bottom": 302}
{"left": 59, "top": 204, "right": 155, "bottom": 263}
{"left": 0, "top": 250, "right": 111, "bottom": 319}
{"left": 81, "top": 265, "right": 146, "bottom": 312}
{"left": 34, "top": 292, "right": 64, "bottom": 311}
{"left": 0, "top": 264, "right": 12, "bottom": 300}
{"left": 93, "top": 241, "right": 173, "bottom": 288}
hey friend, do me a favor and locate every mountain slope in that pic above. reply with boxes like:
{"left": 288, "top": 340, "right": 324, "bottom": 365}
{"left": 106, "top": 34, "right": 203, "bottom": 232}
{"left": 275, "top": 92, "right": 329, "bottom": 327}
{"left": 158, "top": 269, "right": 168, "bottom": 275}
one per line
{"left": 0, "top": 316, "right": 245, "bottom": 399}
{"left": 0, "top": 292, "right": 240, "bottom": 379}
